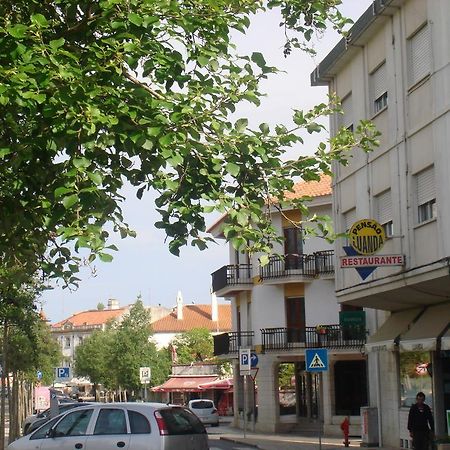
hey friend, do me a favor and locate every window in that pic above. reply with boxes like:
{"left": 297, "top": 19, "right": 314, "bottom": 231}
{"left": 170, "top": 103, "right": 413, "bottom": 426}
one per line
{"left": 64, "top": 337, "right": 71, "bottom": 348}
{"left": 285, "top": 297, "right": 305, "bottom": 343}
{"left": 408, "top": 24, "right": 432, "bottom": 87}
{"left": 53, "top": 409, "right": 93, "bottom": 437}
{"left": 339, "top": 94, "right": 353, "bottom": 130}
{"left": 370, "top": 62, "right": 388, "bottom": 115}
{"left": 78, "top": 336, "right": 83, "bottom": 344}
{"left": 158, "top": 408, "right": 206, "bottom": 435}
{"left": 416, "top": 167, "right": 436, "bottom": 223}
{"left": 343, "top": 208, "right": 356, "bottom": 232}
{"left": 128, "top": 410, "right": 151, "bottom": 434}
{"left": 284, "top": 227, "right": 303, "bottom": 270}
{"left": 30, "top": 417, "right": 60, "bottom": 440}
{"left": 376, "top": 189, "right": 393, "bottom": 237}
{"left": 400, "top": 351, "right": 432, "bottom": 408}
{"left": 94, "top": 409, "right": 127, "bottom": 435}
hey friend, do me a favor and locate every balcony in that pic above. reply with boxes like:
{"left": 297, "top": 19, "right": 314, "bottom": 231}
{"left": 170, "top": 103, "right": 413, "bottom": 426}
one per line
{"left": 213, "top": 331, "right": 254, "bottom": 356}
{"left": 259, "top": 250, "right": 334, "bottom": 284}
{"left": 261, "top": 324, "right": 367, "bottom": 352}
{"left": 211, "top": 264, "right": 253, "bottom": 297}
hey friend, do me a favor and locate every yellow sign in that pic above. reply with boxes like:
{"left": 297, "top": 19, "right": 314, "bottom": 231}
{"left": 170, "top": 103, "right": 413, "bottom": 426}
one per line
{"left": 349, "top": 219, "right": 385, "bottom": 255}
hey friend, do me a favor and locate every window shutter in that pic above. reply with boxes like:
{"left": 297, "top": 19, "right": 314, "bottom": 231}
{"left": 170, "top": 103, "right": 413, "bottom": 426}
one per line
{"left": 376, "top": 190, "right": 392, "bottom": 225}
{"left": 370, "top": 63, "right": 387, "bottom": 101}
{"left": 340, "top": 94, "right": 353, "bottom": 128}
{"left": 343, "top": 208, "right": 356, "bottom": 231}
{"left": 408, "top": 24, "right": 431, "bottom": 86}
{"left": 416, "top": 166, "right": 435, "bottom": 205}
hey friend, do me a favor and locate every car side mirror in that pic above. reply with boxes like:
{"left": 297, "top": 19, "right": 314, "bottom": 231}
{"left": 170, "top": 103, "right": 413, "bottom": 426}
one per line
{"left": 45, "top": 428, "right": 56, "bottom": 439}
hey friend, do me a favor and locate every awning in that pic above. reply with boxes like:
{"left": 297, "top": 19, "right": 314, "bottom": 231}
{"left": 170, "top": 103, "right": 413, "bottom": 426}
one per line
{"left": 400, "top": 303, "right": 450, "bottom": 352}
{"left": 365, "top": 308, "right": 423, "bottom": 352}
{"left": 198, "top": 378, "right": 233, "bottom": 390}
{"left": 151, "top": 376, "right": 218, "bottom": 393}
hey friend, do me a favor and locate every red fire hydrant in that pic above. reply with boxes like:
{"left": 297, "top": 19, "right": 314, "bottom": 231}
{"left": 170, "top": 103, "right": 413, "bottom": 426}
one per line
{"left": 341, "top": 416, "right": 350, "bottom": 447}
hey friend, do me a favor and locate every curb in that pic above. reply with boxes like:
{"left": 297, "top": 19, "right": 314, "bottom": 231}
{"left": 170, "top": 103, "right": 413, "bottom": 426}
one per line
{"left": 219, "top": 436, "right": 261, "bottom": 448}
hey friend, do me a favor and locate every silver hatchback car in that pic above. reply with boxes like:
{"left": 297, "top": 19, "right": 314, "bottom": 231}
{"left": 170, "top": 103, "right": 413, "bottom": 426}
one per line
{"left": 9, "top": 403, "right": 209, "bottom": 450}
{"left": 188, "top": 399, "right": 219, "bottom": 427}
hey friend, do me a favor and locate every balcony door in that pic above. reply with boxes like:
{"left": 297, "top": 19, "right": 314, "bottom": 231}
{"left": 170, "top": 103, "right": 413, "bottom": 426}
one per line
{"left": 285, "top": 297, "right": 306, "bottom": 343}
{"left": 284, "top": 227, "right": 303, "bottom": 270}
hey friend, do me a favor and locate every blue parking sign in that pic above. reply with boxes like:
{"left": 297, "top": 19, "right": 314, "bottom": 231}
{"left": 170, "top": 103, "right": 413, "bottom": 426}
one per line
{"left": 305, "top": 348, "right": 328, "bottom": 372}
{"left": 55, "top": 367, "right": 70, "bottom": 380}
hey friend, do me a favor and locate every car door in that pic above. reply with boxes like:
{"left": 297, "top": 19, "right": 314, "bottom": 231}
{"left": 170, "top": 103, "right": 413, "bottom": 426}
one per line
{"left": 40, "top": 408, "right": 94, "bottom": 450}
{"left": 127, "top": 409, "right": 156, "bottom": 450}
{"left": 84, "top": 407, "right": 130, "bottom": 450}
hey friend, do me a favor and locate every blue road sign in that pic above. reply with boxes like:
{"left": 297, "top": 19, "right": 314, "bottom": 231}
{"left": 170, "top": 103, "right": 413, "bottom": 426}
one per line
{"left": 55, "top": 367, "right": 70, "bottom": 380}
{"left": 305, "top": 348, "right": 328, "bottom": 372}
{"left": 239, "top": 349, "right": 251, "bottom": 375}
{"left": 36, "top": 370, "right": 43, "bottom": 381}
{"left": 250, "top": 352, "right": 258, "bottom": 368}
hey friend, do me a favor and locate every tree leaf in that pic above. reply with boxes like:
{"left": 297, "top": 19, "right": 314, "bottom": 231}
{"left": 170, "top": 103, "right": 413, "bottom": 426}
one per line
{"left": 226, "top": 162, "right": 240, "bottom": 176}
{"left": 62, "top": 194, "right": 79, "bottom": 209}
{"left": 49, "top": 38, "right": 65, "bottom": 51}
{"left": 7, "top": 24, "right": 28, "bottom": 39}
{"left": 31, "top": 14, "right": 48, "bottom": 28}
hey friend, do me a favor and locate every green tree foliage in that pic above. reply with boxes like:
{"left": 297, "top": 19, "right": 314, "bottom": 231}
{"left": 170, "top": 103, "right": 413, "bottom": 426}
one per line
{"left": 171, "top": 328, "right": 213, "bottom": 364}
{"left": 0, "top": 0, "right": 379, "bottom": 284}
{"left": 278, "top": 363, "right": 295, "bottom": 389}
{"left": 74, "top": 298, "right": 171, "bottom": 391}
{"left": 74, "top": 328, "right": 116, "bottom": 388}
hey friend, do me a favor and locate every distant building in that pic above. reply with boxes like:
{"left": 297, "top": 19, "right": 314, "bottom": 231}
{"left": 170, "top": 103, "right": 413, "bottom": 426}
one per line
{"left": 51, "top": 299, "right": 171, "bottom": 365}
{"left": 151, "top": 292, "right": 232, "bottom": 349}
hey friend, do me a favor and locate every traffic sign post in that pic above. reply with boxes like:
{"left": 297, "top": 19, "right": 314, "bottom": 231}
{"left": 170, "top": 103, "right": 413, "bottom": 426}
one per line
{"left": 306, "top": 349, "right": 329, "bottom": 450}
{"left": 140, "top": 367, "right": 151, "bottom": 402}
{"left": 239, "top": 349, "right": 251, "bottom": 438}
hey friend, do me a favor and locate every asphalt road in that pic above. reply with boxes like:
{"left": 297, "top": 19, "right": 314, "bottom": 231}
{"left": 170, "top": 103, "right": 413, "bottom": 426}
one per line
{"left": 208, "top": 438, "right": 256, "bottom": 450}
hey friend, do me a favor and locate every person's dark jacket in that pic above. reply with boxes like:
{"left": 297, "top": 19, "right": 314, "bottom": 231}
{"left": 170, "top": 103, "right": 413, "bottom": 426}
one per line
{"left": 408, "top": 403, "right": 434, "bottom": 432}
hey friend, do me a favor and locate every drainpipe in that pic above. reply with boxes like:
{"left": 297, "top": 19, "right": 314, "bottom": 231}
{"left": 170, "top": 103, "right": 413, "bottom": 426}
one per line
{"left": 374, "top": 311, "right": 383, "bottom": 447}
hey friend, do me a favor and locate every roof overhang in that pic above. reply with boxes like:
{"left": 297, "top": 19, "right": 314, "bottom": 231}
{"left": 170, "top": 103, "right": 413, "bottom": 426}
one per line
{"left": 311, "top": 0, "right": 404, "bottom": 86}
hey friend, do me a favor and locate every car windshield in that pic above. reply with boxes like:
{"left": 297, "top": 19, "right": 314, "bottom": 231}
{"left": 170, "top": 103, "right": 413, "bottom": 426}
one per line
{"left": 190, "top": 401, "right": 214, "bottom": 409}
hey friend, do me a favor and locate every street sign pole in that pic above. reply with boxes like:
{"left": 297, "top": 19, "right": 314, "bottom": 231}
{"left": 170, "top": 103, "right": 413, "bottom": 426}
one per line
{"left": 243, "top": 374, "right": 247, "bottom": 439}
{"left": 318, "top": 372, "right": 323, "bottom": 450}
{"left": 144, "top": 382, "right": 148, "bottom": 402}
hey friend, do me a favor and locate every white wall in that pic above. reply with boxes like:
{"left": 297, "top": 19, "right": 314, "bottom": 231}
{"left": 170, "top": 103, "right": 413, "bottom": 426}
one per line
{"left": 304, "top": 280, "right": 340, "bottom": 326}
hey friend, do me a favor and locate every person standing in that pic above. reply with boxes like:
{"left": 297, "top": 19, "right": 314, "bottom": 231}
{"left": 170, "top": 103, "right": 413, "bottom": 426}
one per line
{"left": 408, "top": 392, "right": 434, "bottom": 450}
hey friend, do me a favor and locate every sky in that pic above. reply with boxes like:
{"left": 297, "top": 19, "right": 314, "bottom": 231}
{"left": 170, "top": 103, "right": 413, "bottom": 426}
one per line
{"left": 41, "top": 1, "right": 373, "bottom": 323}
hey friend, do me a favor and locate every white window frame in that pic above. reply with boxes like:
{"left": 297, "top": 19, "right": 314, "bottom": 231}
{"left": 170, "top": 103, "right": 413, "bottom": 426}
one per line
{"left": 343, "top": 208, "right": 357, "bottom": 232}
{"left": 415, "top": 166, "right": 436, "bottom": 224}
{"left": 375, "top": 189, "right": 393, "bottom": 237}
{"left": 339, "top": 93, "right": 353, "bottom": 131}
{"left": 407, "top": 23, "right": 432, "bottom": 88}
{"left": 370, "top": 62, "right": 388, "bottom": 116}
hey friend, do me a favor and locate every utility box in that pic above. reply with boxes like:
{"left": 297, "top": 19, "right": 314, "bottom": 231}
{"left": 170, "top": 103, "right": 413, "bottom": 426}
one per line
{"left": 361, "top": 407, "right": 379, "bottom": 447}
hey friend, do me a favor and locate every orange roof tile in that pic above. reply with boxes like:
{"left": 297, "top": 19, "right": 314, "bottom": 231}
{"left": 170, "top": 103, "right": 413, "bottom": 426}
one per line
{"left": 284, "top": 174, "right": 332, "bottom": 200}
{"left": 52, "top": 308, "right": 128, "bottom": 329}
{"left": 151, "top": 304, "right": 231, "bottom": 333}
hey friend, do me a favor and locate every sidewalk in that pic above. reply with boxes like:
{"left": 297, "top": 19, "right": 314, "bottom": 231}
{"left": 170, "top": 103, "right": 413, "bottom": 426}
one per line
{"left": 210, "top": 419, "right": 365, "bottom": 450}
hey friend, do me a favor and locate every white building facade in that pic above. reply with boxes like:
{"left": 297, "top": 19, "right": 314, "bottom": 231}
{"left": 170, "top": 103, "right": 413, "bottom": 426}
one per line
{"left": 210, "top": 177, "right": 369, "bottom": 435}
{"left": 311, "top": 0, "right": 450, "bottom": 447}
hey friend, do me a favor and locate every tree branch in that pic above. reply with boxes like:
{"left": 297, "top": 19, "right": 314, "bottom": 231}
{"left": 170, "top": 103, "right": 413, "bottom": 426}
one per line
{"left": 121, "top": 69, "right": 165, "bottom": 101}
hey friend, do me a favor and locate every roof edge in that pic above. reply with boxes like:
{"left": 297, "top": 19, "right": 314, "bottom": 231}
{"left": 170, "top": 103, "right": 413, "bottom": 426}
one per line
{"left": 311, "top": 0, "right": 397, "bottom": 86}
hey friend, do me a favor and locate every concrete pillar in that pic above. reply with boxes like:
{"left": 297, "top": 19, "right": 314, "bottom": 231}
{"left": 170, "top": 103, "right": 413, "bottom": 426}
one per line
{"left": 432, "top": 351, "right": 445, "bottom": 436}
{"left": 254, "top": 355, "right": 279, "bottom": 432}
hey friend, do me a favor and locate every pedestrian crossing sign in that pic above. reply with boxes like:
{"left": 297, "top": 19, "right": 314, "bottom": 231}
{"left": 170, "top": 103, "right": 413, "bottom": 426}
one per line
{"left": 305, "top": 348, "right": 328, "bottom": 372}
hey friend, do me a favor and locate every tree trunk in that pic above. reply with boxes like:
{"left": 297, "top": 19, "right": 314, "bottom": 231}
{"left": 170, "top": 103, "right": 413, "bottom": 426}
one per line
{"left": 0, "top": 321, "right": 8, "bottom": 450}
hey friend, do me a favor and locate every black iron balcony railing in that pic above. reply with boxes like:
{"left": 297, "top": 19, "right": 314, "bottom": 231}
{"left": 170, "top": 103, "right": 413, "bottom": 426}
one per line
{"left": 213, "top": 331, "right": 254, "bottom": 356}
{"left": 259, "top": 250, "right": 334, "bottom": 280}
{"left": 261, "top": 324, "right": 366, "bottom": 352}
{"left": 211, "top": 264, "right": 253, "bottom": 293}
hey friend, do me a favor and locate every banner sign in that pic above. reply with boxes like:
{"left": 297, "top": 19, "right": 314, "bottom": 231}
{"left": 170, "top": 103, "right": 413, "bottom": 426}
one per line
{"left": 340, "top": 255, "right": 404, "bottom": 268}
{"left": 342, "top": 219, "right": 404, "bottom": 280}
